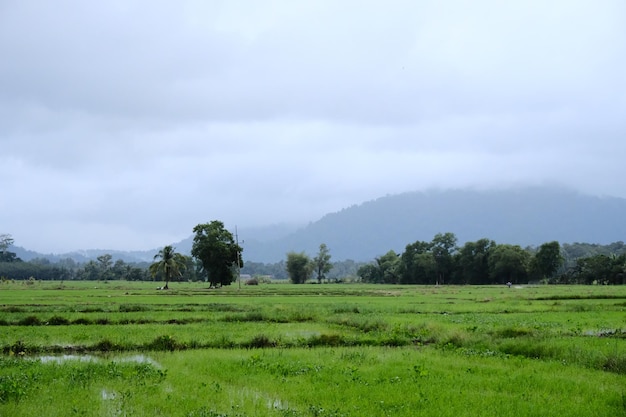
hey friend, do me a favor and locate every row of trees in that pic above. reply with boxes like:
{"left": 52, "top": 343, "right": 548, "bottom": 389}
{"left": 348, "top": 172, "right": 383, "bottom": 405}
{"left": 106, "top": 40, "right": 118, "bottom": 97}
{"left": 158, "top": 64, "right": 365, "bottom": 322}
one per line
{"left": 0, "top": 222, "right": 243, "bottom": 288}
{"left": 285, "top": 244, "right": 333, "bottom": 284}
{"left": 2, "top": 230, "right": 625, "bottom": 285}
{"left": 356, "top": 233, "right": 625, "bottom": 285}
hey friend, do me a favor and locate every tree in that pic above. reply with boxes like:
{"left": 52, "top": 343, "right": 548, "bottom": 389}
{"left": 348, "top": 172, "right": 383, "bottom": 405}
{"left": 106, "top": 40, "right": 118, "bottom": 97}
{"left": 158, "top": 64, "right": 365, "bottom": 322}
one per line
{"left": 0, "top": 234, "right": 14, "bottom": 251}
{"left": 286, "top": 252, "right": 313, "bottom": 284}
{"left": 573, "top": 254, "right": 625, "bottom": 285}
{"left": 488, "top": 244, "right": 530, "bottom": 284}
{"left": 149, "top": 245, "right": 187, "bottom": 289}
{"left": 96, "top": 254, "right": 113, "bottom": 281}
{"left": 191, "top": 221, "right": 242, "bottom": 288}
{"left": 313, "top": 243, "right": 332, "bottom": 283}
{"left": 455, "top": 238, "right": 496, "bottom": 284}
{"left": 398, "top": 240, "right": 432, "bottom": 284}
{"left": 531, "top": 241, "right": 564, "bottom": 281}
{"left": 431, "top": 232, "right": 457, "bottom": 285}
{"left": 369, "top": 250, "right": 401, "bottom": 284}
{"left": 357, "top": 263, "right": 379, "bottom": 283}
{"left": 0, "top": 234, "right": 21, "bottom": 263}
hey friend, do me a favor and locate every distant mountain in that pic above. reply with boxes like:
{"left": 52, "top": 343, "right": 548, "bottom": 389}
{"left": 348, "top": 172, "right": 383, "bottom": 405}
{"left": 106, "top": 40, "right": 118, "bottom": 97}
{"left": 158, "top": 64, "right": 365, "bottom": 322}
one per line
{"left": 11, "top": 187, "right": 626, "bottom": 264}
{"left": 241, "top": 187, "right": 626, "bottom": 262}
{"left": 11, "top": 223, "right": 300, "bottom": 264}
{"left": 11, "top": 247, "right": 156, "bottom": 264}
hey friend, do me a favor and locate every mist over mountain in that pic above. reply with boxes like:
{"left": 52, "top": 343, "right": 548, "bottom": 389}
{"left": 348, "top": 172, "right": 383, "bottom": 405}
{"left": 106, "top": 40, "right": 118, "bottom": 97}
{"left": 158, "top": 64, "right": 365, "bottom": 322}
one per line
{"left": 241, "top": 187, "right": 626, "bottom": 262}
{"left": 11, "top": 187, "right": 626, "bottom": 264}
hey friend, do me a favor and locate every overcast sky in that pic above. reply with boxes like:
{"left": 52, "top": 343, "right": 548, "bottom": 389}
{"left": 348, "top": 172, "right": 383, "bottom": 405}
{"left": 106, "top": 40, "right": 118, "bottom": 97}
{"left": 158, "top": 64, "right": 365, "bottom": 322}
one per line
{"left": 1, "top": 0, "right": 625, "bottom": 254}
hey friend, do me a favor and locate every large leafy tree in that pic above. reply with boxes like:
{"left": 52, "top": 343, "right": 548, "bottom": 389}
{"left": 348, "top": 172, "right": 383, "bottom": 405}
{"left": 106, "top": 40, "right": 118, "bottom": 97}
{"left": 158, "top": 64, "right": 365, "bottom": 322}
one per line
{"left": 313, "top": 243, "right": 332, "bottom": 283}
{"left": 488, "top": 244, "right": 530, "bottom": 284}
{"left": 359, "top": 250, "right": 401, "bottom": 284}
{"left": 574, "top": 254, "right": 625, "bottom": 285}
{"left": 149, "top": 245, "right": 188, "bottom": 289}
{"left": 97, "top": 254, "right": 114, "bottom": 281}
{"left": 286, "top": 251, "right": 313, "bottom": 284}
{"left": 398, "top": 240, "right": 431, "bottom": 284}
{"left": 431, "top": 232, "right": 457, "bottom": 285}
{"left": 191, "top": 221, "right": 242, "bottom": 288}
{"left": 531, "top": 241, "right": 564, "bottom": 280}
{"left": 455, "top": 238, "right": 496, "bottom": 284}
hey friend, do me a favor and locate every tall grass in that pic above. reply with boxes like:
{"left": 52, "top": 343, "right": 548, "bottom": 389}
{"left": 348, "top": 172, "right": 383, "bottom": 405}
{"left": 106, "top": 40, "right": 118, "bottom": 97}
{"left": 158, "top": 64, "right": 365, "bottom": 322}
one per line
{"left": 1, "top": 282, "right": 625, "bottom": 415}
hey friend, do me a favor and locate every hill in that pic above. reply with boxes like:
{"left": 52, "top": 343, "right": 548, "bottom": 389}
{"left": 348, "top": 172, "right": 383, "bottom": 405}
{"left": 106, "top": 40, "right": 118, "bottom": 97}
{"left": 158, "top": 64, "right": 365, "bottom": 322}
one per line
{"left": 11, "top": 187, "right": 626, "bottom": 264}
{"left": 241, "top": 187, "right": 626, "bottom": 262}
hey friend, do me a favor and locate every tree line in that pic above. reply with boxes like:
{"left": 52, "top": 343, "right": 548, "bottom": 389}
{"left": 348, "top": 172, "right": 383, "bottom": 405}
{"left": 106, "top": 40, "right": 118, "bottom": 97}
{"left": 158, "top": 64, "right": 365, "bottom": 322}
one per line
{"left": 2, "top": 230, "right": 625, "bottom": 285}
{"left": 0, "top": 222, "right": 243, "bottom": 288}
{"left": 267, "top": 234, "right": 625, "bottom": 285}
{"left": 355, "top": 233, "right": 625, "bottom": 285}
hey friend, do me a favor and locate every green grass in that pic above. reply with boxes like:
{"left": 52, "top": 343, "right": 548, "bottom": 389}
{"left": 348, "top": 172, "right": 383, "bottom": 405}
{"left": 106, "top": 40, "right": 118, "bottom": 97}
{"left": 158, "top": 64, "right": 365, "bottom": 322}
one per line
{"left": 1, "top": 280, "right": 625, "bottom": 416}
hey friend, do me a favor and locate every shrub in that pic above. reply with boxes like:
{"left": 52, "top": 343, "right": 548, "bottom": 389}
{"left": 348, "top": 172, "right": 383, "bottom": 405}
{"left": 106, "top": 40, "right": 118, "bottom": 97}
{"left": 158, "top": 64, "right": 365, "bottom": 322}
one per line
{"left": 47, "top": 316, "right": 70, "bottom": 326}
{"left": 119, "top": 304, "right": 147, "bottom": 312}
{"left": 93, "top": 339, "right": 122, "bottom": 352}
{"left": 0, "top": 374, "right": 30, "bottom": 403}
{"left": 1, "top": 306, "right": 24, "bottom": 313}
{"left": 495, "top": 327, "right": 536, "bottom": 338}
{"left": 244, "top": 334, "right": 276, "bottom": 349}
{"left": 18, "top": 316, "right": 41, "bottom": 326}
{"left": 307, "top": 333, "right": 344, "bottom": 347}
{"left": 146, "top": 335, "right": 184, "bottom": 351}
{"left": 603, "top": 353, "right": 626, "bottom": 374}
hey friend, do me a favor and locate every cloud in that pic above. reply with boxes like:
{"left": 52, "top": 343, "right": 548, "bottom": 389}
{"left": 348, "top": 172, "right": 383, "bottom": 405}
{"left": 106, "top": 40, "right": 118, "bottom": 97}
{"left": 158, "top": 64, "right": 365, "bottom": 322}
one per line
{"left": 1, "top": 0, "right": 625, "bottom": 253}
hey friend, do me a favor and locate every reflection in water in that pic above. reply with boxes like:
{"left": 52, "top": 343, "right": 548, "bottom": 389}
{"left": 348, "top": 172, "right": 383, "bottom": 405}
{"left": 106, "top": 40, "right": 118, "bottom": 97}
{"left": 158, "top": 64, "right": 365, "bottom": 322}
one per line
{"left": 35, "top": 354, "right": 161, "bottom": 367}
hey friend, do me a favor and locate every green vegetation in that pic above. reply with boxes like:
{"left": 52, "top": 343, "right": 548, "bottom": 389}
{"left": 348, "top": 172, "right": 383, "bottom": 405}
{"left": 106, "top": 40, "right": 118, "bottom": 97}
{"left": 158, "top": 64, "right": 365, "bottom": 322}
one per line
{"left": 356, "top": 234, "right": 626, "bottom": 285}
{"left": 192, "top": 221, "right": 243, "bottom": 287}
{"left": 1, "top": 281, "right": 625, "bottom": 416}
{"left": 286, "top": 251, "right": 314, "bottom": 284}
{"left": 149, "top": 245, "right": 188, "bottom": 290}
{"left": 2, "top": 230, "right": 626, "bottom": 286}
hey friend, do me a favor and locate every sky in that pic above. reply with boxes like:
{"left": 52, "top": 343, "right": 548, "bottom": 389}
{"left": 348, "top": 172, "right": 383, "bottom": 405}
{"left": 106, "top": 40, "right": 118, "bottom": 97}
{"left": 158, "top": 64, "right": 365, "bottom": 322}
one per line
{"left": 1, "top": 0, "right": 625, "bottom": 254}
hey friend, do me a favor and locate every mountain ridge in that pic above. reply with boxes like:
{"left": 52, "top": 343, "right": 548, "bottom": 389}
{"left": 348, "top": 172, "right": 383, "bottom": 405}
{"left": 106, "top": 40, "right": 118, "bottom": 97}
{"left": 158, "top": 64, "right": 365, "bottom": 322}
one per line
{"left": 10, "top": 186, "right": 626, "bottom": 263}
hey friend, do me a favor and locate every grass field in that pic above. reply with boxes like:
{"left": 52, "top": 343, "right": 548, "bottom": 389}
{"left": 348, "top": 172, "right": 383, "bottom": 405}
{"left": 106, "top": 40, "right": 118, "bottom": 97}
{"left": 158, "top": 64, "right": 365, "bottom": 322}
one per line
{"left": 1, "top": 280, "right": 625, "bottom": 416}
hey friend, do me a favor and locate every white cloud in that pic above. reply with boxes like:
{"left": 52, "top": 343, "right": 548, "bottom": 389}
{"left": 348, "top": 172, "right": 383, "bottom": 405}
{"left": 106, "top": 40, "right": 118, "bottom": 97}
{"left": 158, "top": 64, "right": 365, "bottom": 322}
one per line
{"left": 1, "top": 0, "right": 625, "bottom": 252}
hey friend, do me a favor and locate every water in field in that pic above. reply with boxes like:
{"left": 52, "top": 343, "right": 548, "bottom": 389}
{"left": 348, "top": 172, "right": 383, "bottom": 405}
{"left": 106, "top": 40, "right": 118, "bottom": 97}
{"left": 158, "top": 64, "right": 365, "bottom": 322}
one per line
{"left": 35, "top": 353, "right": 160, "bottom": 367}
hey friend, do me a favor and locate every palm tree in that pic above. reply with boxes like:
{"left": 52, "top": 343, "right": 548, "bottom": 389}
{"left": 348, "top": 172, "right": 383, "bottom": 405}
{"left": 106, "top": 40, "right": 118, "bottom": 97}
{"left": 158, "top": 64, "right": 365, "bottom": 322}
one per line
{"left": 149, "top": 245, "right": 187, "bottom": 290}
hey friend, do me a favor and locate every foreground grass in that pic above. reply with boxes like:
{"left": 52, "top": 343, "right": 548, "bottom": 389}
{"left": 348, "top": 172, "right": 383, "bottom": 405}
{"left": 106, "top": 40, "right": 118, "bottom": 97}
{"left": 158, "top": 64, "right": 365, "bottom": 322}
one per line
{"left": 1, "top": 281, "right": 625, "bottom": 416}
{"left": 1, "top": 348, "right": 624, "bottom": 416}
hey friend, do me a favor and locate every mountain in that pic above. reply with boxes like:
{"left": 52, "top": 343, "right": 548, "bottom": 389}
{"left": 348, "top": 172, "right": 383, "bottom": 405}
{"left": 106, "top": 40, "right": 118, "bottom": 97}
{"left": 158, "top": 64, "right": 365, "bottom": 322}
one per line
{"left": 10, "top": 187, "right": 626, "bottom": 264}
{"left": 11, "top": 247, "right": 156, "bottom": 264}
{"left": 241, "top": 187, "right": 626, "bottom": 262}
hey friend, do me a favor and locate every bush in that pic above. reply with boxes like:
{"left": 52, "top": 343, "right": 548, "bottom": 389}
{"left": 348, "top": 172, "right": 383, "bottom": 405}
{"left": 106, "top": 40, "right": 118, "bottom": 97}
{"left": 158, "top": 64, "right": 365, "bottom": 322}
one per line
{"left": 18, "top": 316, "right": 41, "bottom": 326}
{"left": 47, "top": 316, "right": 70, "bottom": 326}
{"left": 119, "top": 304, "right": 147, "bottom": 312}
{"left": 146, "top": 335, "right": 184, "bottom": 351}
{"left": 244, "top": 334, "right": 276, "bottom": 348}
{"left": 93, "top": 339, "right": 122, "bottom": 352}
{"left": 307, "top": 333, "right": 344, "bottom": 347}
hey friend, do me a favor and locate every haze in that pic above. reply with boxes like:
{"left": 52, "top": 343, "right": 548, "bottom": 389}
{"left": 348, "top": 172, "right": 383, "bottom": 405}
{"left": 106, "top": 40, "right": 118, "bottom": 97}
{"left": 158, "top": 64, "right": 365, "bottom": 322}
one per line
{"left": 1, "top": 1, "right": 625, "bottom": 253}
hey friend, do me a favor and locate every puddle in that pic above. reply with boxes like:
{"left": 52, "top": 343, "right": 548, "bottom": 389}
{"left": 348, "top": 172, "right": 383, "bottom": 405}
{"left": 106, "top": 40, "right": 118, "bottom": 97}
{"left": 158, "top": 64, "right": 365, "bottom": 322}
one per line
{"left": 583, "top": 329, "right": 624, "bottom": 337}
{"left": 33, "top": 353, "right": 161, "bottom": 367}
{"left": 101, "top": 389, "right": 117, "bottom": 400}
{"left": 118, "top": 354, "right": 161, "bottom": 367}
{"left": 38, "top": 354, "right": 97, "bottom": 364}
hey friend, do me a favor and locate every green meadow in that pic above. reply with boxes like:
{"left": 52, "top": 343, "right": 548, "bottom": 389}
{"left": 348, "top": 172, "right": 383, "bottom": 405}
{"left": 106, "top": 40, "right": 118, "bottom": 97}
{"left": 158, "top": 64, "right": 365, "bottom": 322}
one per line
{"left": 1, "top": 281, "right": 625, "bottom": 416}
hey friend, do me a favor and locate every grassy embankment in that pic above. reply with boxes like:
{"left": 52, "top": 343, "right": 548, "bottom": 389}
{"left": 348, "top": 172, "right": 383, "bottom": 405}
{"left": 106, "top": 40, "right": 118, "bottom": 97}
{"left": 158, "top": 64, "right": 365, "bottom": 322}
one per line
{"left": 1, "top": 280, "right": 625, "bottom": 416}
